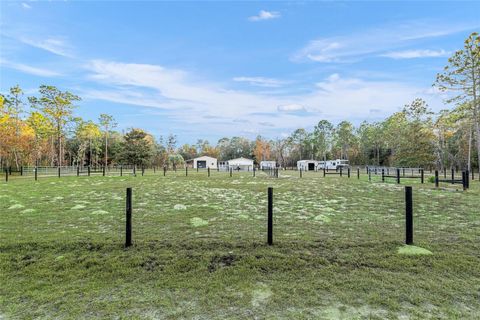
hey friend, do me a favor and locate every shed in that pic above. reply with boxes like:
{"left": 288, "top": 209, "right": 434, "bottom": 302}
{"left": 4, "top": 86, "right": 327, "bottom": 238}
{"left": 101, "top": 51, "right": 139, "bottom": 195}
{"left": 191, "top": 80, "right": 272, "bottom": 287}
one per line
{"left": 297, "top": 160, "right": 320, "bottom": 171}
{"left": 186, "top": 156, "right": 218, "bottom": 169}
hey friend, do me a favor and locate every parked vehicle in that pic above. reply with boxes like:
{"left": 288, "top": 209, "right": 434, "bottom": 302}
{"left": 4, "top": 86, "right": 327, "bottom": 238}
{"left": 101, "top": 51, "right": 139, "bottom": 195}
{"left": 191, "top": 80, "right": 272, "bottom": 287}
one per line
{"left": 318, "top": 159, "right": 349, "bottom": 170}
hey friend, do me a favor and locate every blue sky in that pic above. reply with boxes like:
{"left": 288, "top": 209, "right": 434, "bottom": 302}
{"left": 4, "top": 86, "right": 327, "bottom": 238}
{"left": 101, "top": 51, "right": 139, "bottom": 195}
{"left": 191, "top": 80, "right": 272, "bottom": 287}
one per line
{"left": 1, "top": 1, "right": 479, "bottom": 144}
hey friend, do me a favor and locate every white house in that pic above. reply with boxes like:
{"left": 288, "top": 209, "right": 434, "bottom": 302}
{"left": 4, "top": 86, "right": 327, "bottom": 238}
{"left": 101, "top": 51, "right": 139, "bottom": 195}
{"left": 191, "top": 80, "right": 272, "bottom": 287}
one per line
{"left": 186, "top": 156, "right": 217, "bottom": 169}
{"left": 297, "top": 160, "right": 320, "bottom": 171}
{"left": 318, "top": 159, "right": 350, "bottom": 170}
{"left": 226, "top": 157, "right": 254, "bottom": 171}
{"left": 260, "top": 160, "right": 277, "bottom": 170}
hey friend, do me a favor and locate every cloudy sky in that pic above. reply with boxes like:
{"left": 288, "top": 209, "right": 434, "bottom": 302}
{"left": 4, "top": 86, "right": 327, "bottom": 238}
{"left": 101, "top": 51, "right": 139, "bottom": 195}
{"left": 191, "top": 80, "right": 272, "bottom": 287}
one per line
{"left": 1, "top": 1, "right": 479, "bottom": 143}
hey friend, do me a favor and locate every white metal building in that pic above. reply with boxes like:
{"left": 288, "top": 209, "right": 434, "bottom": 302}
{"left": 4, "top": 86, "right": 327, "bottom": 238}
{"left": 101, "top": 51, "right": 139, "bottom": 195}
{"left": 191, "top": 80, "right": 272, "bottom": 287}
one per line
{"left": 297, "top": 160, "right": 320, "bottom": 171}
{"left": 227, "top": 157, "right": 254, "bottom": 171}
{"left": 186, "top": 156, "right": 218, "bottom": 169}
{"left": 260, "top": 161, "right": 277, "bottom": 169}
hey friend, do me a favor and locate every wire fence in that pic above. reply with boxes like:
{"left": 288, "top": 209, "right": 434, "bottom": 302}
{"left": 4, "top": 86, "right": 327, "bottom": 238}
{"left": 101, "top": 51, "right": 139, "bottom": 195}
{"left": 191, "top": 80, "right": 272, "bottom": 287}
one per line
{"left": 2, "top": 169, "right": 477, "bottom": 255}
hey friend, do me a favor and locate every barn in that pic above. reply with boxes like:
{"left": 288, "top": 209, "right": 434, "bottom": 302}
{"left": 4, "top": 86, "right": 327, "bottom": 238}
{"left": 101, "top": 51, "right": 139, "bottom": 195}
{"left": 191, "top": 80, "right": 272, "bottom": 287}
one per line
{"left": 186, "top": 156, "right": 218, "bottom": 169}
{"left": 260, "top": 160, "right": 277, "bottom": 170}
{"left": 297, "top": 160, "right": 320, "bottom": 171}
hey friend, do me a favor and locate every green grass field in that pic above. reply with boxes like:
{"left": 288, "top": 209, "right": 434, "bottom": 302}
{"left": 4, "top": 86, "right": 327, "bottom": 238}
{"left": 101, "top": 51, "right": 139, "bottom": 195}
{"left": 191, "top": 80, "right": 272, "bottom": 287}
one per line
{"left": 1, "top": 170, "right": 479, "bottom": 319}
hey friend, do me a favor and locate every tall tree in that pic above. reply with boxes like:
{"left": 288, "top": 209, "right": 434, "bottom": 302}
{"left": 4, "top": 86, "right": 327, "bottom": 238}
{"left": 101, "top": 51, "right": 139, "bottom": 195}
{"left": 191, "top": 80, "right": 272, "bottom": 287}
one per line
{"left": 29, "top": 85, "right": 80, "bottom": 166}
{"left": 98, "top": 114, "right": 117, "bottom": 166}
{"left": 435, "top": 32, "right": 480, "bottom": 172}
{"left": 119, "top": 128, "right": 154, "bottom": 166}
{"left": 5, "top": 86, "right": 25, "bottom": 168}
{"left": 334, "top": 121, "right": 355, "bottom": 160}
{"left": 253, "top": 136, "right": 271, "bottom": 162}
{"left": 314, "top": 120, "right": 334, "bottom": 161}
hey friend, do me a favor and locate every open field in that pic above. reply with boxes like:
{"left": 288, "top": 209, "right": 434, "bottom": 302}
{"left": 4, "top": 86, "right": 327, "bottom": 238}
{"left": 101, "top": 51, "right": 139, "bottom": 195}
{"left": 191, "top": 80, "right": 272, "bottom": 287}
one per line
{"left": 1, "top": 170, "right": 479, "bottom": 319}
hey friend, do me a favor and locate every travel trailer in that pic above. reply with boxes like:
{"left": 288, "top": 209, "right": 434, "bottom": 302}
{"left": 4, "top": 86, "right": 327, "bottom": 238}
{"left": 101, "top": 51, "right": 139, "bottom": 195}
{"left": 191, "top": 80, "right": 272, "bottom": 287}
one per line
{"left": 318, "top": 159, "right": 350, "bottom": 170}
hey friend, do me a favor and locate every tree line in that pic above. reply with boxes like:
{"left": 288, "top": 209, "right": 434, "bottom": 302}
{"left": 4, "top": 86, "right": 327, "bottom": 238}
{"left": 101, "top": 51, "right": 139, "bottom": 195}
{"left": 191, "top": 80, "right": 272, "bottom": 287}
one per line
{"left": 1, "top": 32, "right": 479, "bottom": 172}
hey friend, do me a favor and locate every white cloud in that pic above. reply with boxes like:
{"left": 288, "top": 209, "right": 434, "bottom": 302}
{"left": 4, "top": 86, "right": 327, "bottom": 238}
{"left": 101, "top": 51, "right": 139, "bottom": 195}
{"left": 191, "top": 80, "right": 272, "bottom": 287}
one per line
{"left": 248, "top": 10, "right": 281, "bottom": 21}
{"left": 292, "top": 21, "right": 477, "bottom": 63}
{"left": 278, "top": 104, "right": 306, "bottom": 112}
{"left": 0, "top": 59, "right": 60, "bottom": 77}
{"left": 21, "top": 3, "right": 32, "bottom": 9}
{"left": 233, "top": 76, "right": 286, "bottom": 87}
{"left": 84, "top": 60, "right": 446, "bottom": 137}
{"left": 380, "top": 49, "right": 449, "bottom": 59}
{"left": 19, "top": 36, "right": 73, "bottom": 57}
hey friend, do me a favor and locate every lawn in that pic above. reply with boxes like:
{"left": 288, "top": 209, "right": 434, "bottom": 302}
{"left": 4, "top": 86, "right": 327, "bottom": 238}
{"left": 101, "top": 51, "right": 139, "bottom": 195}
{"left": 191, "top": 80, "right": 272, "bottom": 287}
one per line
{"left": 1, "top": 170, "right": 479, "bottom": 319}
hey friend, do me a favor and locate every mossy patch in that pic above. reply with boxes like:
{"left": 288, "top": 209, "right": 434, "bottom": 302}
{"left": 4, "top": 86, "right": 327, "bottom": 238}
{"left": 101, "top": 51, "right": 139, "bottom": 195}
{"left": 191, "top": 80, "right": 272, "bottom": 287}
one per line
{"left": 91, "top": 210, "right": 109, "bottom": 215}
{"left": 8, "top": 204, "right": 24, "bottom": 210}
{"left": 190, "top": 217, "right": 208, "bottom": 227}
{"left": 314, "top": 215, "right": 332, "bottom": 223}
{"left": 397, "top": 245, "right": 433, "bottom": 255}
{"left": 70, "top": 204, "right": 86, "bottom": 210}
{"left": 251, "top": 283, "right": 272, "bottom": 307}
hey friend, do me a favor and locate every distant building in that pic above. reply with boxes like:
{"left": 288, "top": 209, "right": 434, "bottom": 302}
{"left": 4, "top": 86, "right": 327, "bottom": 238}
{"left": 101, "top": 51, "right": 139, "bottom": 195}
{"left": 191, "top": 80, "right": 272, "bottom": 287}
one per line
{"left": 260, "top": 160, "right": 277, "bottom": 170}
{"left": 219, "top": 157, "right": 254, "bottom": 171}
{"left": 297, "top": 160, "right": 320, "bottom": 171}
{"left": 185, "top": 156, "right": 217, "bottom": 169}
{"left": 318, "top": 159, "right": 350, "bottom": 170}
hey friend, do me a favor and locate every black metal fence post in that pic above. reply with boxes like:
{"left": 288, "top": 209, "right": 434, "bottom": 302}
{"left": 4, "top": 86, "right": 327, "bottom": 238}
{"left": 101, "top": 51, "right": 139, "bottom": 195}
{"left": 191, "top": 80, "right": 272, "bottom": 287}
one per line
{"left": 253, "top": 167, "right": 256, "bottom": 177}
{"left": 185, "top": 167, "right": 188, "bottom": 177}
{"left": 120, "top": 165, "right": 123, "bottom": 177}
{"left": 340, "top": 167, "right": 343, "bottom": 177}
{"left": 357, "top": 168, "right": 360, "bottom": 179}
{"left": 451, "top": 168, "right": 454, "bottom": 184}
{"left": 382, "top": 169, "right": 385, "bottom": 182}
{"left": 368, "top": 169, "right": 371, "bottom": 181}
{"left": 348, "top": 168, "right": 350, "bottom": 178}
{"left": 230, "top": 168, "right": 232, "bottom": 177}
{"left": 462, "top": 171, "right": 466, "bottom": 190}
{"left": 58, "top": 166, "right": 61, "bottom": 178}
{"left": 125, "top": 187, "right": 132, "bottom": 247}
{"left": 208, "top": 167, "right": 210, "bottom": 177}
{"left": 421, "top": 169, "right": 424, "bottom": 184}
{"left": 163, "top": 166, "right": 166, "bottom": 176}
{"left": 77, "top": 166, "right": 80, "bottom": 177}
{"left": 405, "top": 186, "right": 413, "bottom": 245}
{"left": 466, "top": 170, "right": 470, "bottom": 189}
{"left": 35, "top": 167, "right": 38, "bottom": 181}
{"left": 5, "top": 169, "right": 8, "bottom": 182}
{"left": 267, "top": 187, "right": 273, "bottom": 245}
{"left": 20, "top": 166, "right": 23, "bottom": 176}
{"left": 396, "top": 168, "right": 400, "bottom": 184}
{"left": 435, "top": 170, "right": 439, "bottom": 188}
